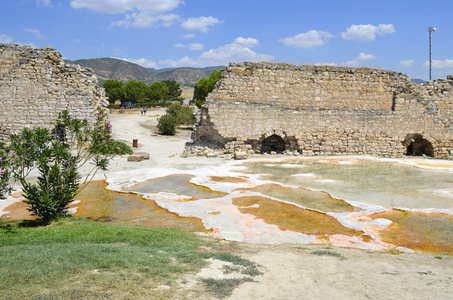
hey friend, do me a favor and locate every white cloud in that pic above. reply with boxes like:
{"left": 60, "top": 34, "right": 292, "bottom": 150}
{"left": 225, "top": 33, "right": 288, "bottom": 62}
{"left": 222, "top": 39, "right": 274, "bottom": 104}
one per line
{"left": 234, "top": 37, "right": 259, "bottom": 47}
{"left": 159, "top": 56, "right": 197, "bottom": 67}
{"left": 70, "top": 0, "right": 182, "bottom": 14}
{"left": 174, "top": 43, "right": 203, "bottom": 50}
{"left": 24, "top": 28, "right": 45, "bottom": 40}
{"left": 181, "top": 16, "right": 222, "bottom": 33}
{"left": 424, "top": 59, "right": 453, "bottom": 69}
{"left": 36, "top": 0, "right": 52, "bottom": 7}
{"left": 279, "top": 30, "right": 334, "bottom": 48}
{"left": 0, "top": 34, "right": 13, "bottom": 43}
{"left": 112, "top": 12, "right": 180, "bottom": 28}
{"left": 315, "top": 62, "right": 338, "bottom": 67}
{"left": 400, "top": 60, "right": 415, "bottom": 68}
{"left": 160, "top": 37, "right": 273, "bottom": 68}
{"left": 341, "top": 24, "right": 395, "bottom": 42}
{"left": 120, "top": 57, "right": 157, "bottom": 68}
{"left": 183, "top": 33, "right": 195, "bottom": 39}
{"left": 340, "top": 53, "right": 375, "bottom": 67}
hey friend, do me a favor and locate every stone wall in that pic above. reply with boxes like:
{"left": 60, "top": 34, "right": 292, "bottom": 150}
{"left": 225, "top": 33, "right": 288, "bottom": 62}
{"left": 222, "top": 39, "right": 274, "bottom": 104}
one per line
{"left": 190, "top": 62, "right": 453, "bottom": 158}
{"left": 0, "top": 43, "right": 109, "bottom": 141}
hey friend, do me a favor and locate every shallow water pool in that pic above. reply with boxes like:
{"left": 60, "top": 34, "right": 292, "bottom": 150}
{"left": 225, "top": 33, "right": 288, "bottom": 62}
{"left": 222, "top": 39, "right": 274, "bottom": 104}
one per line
{"left": 240, "top": 157, "right": 453, "bottom": 210}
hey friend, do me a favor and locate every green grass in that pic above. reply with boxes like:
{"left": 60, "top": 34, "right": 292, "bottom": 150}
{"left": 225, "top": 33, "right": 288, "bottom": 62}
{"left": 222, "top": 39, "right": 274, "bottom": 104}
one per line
{"left": 199, "top": 278, "right": 254, "bottom": 299}
{"left": 310, "top": 249, "right": 346, "bottom": 260}
{"left": 0, "top": 217, "right": 212, "bottom": 299}
{"left": 198, "top": 253, "right": 263, "bottom": 298}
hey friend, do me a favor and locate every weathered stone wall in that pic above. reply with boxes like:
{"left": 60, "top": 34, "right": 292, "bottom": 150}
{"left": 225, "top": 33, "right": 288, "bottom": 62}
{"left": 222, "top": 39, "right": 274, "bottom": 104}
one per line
{"left": 0, "top": 43, "right": 109, "bottom": 141}
{"left": 190, "top": 62, "right": 453, "bottom": 158}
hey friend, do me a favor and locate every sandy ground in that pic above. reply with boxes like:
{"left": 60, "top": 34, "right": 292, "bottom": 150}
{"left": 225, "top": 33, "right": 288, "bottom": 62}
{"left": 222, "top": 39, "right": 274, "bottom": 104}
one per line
{"left": 1, "top": 107, "right": 452, "bottom": 299}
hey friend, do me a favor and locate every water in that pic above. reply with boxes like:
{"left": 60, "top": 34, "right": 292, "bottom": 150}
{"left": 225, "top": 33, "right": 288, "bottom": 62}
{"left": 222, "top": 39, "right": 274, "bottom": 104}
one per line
{"left": 73, "top": 180, "right": 204, "bottom": 231}
{"left": 125, "top": 174, "right": 227, "bottom": 200}
{"left": 4, "top": 157, "right": 453, "bottom": 253}
{"left": 241, "top": 157, "right": 453, "bottom": 210}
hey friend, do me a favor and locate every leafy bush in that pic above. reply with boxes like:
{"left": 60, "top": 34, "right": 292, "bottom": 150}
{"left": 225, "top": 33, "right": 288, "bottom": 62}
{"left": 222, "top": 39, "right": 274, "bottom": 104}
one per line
{"left": 157, "top": 103, "right": 196, "bottom": 135}
{"left": 157, "top": 114, "right": 177, "bottom": 135}
{"left": 111, "top": 140, "right": 133, "bottom": 155}
{"left": 166, "top": 103, "right": 196, "bottom": 126}
{"left": 0, "top": 143, "right": 12, "bottom": 198}
{"left": 1, "top": 110, "right": 131, "bottom": 224}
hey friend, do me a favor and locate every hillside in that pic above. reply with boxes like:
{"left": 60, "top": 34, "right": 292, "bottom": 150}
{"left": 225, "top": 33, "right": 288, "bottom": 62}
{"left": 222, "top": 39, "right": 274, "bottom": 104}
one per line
{"left": 66, "top": 58, "right": 159, "bottom": 84}
{"left": 157, "top": 67, "right": 211, "bottom": 86}
{"left": 65, "top": 57, "right": 224, "bottom": 87}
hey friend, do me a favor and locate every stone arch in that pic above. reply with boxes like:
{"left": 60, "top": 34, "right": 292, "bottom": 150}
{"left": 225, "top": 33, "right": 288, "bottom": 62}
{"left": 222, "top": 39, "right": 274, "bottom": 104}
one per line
{"left": 51, "top": 125, "right": 65, "bottom": 141}
{"left": 404, "top": 134, "right": 434, "bottom": 157}
{"left": 260, "top": 134, "right": 286, "bottom": 154}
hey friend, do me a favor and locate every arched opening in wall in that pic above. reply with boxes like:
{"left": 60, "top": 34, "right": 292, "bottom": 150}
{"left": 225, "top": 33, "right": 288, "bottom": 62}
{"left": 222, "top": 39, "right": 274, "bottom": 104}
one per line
{"left": 404, "top": 134, "right": 434, "bottom": 157}
{"left": 261, "top": 135, "right": 286, "bottom": 154}
{"left": 52, "top": 125, "right": 65, "bottom": 141}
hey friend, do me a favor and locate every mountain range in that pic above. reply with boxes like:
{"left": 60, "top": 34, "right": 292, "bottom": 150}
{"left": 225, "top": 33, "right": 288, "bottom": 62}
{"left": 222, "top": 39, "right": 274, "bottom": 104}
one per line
{"left": 64, "top": 57, "right": 224, "bottom": 87}
{"left": 65, "top": 57, "right": 427, "bottom": 87}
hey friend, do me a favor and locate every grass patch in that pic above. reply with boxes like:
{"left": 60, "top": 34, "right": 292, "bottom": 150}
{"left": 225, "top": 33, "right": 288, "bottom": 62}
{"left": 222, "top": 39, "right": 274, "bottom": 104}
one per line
{"left": 200, "top": 277, "right": 254, "bottom": 299}
{"left": 310, "top": 250, "right": 345, "bottom": 260}
{"left": 0, "top": 217, "right": 212, "bottom": 299}
{"left": 213, "top": 252, "right": 263, "bottom": 276}
{"left": 198, "top": 253, "right": 263, "bottom": 298}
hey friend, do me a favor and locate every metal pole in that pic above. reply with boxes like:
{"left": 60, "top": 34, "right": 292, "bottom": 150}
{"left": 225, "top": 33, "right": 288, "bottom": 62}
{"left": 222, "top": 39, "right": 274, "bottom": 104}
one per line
{"left": 429, "top": 29, "right": 432, "bottom": 81}
{"left": 428, "top": 27, "right": 436, "bottom": 81}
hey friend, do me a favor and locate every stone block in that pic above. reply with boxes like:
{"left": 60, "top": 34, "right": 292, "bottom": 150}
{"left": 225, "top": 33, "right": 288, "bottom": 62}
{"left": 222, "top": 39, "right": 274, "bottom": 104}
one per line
{"left": 133, "top": 152, "right": 150, "bottom": 159}
{"left": 234, "top": 151, "right": 248, "bottom": 160}
{"left": 127, "top": 155, "right": 144, "bottom": 162}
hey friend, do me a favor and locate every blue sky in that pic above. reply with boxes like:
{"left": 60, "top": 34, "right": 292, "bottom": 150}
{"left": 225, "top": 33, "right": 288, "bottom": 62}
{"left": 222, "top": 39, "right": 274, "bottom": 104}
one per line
{"left": 1, "top": 0, "right": 452, "bottom": 80}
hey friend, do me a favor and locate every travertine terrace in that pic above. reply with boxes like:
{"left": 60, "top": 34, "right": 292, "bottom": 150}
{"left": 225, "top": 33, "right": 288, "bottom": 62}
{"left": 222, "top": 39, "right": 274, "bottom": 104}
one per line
{"left": 190, "top": 62, "right": 453, "bottom": 158}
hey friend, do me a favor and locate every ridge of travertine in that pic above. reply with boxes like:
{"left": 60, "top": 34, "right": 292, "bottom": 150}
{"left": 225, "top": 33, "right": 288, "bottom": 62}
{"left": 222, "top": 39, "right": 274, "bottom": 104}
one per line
{"left": 0, "top": 43, "right": 109, "bottom": 141}
{"left": 189, "top": 62, "right": 453, "bottom": 158}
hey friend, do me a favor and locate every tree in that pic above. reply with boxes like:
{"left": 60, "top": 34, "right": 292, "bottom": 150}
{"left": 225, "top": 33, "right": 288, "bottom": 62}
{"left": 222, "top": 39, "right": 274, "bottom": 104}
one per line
{"left": 103, "top": 80, "right": 125, "bottom": 104}
{"left": 146, "top": 82, "right": 169, "bottom": 102}
{"left": 162, "top": 80, "right": 184, "bottom": 102}
{"left": 1, "top": 110, "right": 132, "bottom": 224}
{"left": 124, "top": 80, "right": 147, "bottom": 103}
{"left": 193, "top": 69, "right": 222, "bottom": 108}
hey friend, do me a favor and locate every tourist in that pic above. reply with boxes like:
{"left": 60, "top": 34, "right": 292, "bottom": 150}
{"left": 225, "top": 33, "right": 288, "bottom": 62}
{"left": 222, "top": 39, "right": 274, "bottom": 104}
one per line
{"left": 140, "top": 108, "right": 143, "bottom": 116}
{"left": 144, "top": 107, "right": 147, "bottom": 116}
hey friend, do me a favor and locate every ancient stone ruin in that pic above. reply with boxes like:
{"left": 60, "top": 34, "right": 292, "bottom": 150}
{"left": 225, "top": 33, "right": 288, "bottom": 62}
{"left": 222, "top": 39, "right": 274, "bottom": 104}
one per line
{"left": 189, "top": 62, "right": 453, "bottom": 158}
{"left": 0, "top": 43, "right": 109, "bottom": 141}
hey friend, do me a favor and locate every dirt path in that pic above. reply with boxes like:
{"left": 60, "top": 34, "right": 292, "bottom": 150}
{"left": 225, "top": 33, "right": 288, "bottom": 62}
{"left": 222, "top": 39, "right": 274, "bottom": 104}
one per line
{"left": 225, "top": 243, "right": 452, "bottom": 300}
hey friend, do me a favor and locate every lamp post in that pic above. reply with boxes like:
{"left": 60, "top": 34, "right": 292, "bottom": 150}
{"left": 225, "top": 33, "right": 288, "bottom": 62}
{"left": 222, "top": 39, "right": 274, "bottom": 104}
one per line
{"left": 428, "top": 26, "right": 436, "bottom": 81}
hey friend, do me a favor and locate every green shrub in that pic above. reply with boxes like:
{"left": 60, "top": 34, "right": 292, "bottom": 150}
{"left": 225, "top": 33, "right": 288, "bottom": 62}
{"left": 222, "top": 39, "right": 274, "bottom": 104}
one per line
{"left": 157, "top": 114, "right": 177, "bottom": 135}
{"left": 2, "top": 110, "right": 131, "bottom": 224}
{"left": 166, "top": 103, "right": 196, "bottom": 126}
{"left": 111, "top": 140, "right": 133, "bottom": 155}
